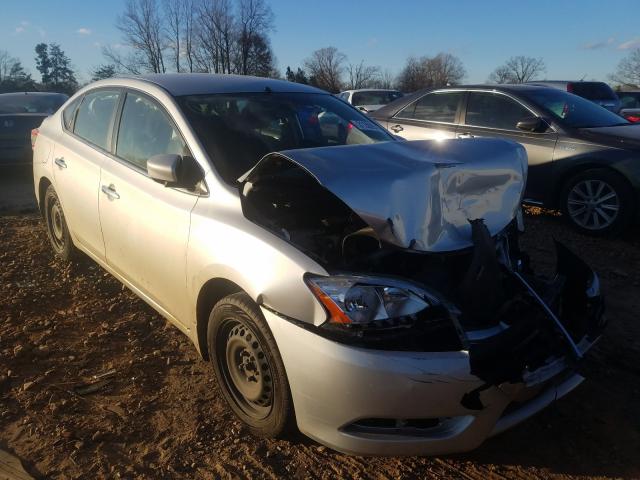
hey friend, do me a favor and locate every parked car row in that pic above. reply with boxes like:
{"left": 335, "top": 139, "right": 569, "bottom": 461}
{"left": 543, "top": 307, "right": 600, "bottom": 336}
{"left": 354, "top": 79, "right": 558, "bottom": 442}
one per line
{"left": 371, "top": 84, "right": 640, "bottom": 235}
{"left": 30, "top": 74, "right": 606, "bottom": 456}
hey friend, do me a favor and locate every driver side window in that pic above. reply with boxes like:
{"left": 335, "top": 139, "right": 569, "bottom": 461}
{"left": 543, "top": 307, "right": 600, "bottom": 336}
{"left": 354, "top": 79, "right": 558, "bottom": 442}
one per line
{"left": 116, "top": 92, "right": 190, "bottom": 170}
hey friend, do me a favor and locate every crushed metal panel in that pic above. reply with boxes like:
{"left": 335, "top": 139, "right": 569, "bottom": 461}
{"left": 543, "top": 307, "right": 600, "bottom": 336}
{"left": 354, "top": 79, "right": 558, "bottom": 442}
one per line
{"left": 245, "top": 139, "right": 527, "bottom": 252}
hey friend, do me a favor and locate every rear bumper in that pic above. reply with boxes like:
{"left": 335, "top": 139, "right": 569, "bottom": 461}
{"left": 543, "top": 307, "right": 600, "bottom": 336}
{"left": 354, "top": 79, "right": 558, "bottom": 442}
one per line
{"left": 264, "top": 307, "right": 595, "bottom": 456}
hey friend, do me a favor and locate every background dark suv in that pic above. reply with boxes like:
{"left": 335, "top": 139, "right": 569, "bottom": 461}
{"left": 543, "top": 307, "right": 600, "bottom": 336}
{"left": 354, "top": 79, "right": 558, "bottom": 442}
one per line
{"left": 371, "top": 85, "right": 640, "bottom": 235}
{"left": 527, "top": 81, "right": 621, "bottom": 113}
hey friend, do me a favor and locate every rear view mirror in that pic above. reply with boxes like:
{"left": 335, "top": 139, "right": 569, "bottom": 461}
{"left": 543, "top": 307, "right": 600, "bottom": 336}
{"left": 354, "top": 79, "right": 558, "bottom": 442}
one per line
{"left": 516, "top": 116, "right": 546, "bottom": 132}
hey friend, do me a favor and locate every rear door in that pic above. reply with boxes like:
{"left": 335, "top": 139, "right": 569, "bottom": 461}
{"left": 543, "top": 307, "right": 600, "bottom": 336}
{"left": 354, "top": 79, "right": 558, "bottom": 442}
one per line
{"left": 53, "top": 89, "right": 121, "bottom": 261}
{"left": 387, "top": 91, "right": 463, "bottom": 140}
{"left": 459, "top": 91, "right": 558, "bottom": 201}
{"left": 99, "top": 90, "right": 197, "bottom": 324}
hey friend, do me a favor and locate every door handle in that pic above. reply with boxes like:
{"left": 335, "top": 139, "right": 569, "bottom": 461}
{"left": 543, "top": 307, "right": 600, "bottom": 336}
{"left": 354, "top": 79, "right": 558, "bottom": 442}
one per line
{"left": 54, "top": 157, "right": 67, "bottom": 169}
{"left": 101, "top": 184, "right": 120, "bottom": 200}
{"left": 457, "top": 133, "right": 475, "bottom": 139}
{"left": 390, "top": 124, "right": 404, "bottom": 133}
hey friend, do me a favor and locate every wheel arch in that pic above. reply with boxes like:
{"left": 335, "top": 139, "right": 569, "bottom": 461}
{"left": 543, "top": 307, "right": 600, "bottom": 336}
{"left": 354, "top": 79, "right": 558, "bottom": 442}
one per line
{"left": 552, "top": 162, "right": 634, "bottom": 208}
{"left": 195, "top": 277, "right": 246, "bottom": 360}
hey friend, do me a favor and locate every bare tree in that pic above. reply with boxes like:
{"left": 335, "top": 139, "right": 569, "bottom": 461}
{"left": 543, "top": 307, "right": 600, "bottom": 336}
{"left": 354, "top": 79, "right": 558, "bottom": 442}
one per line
{"left": 304, "top": 47, "right": 346, "bottom": 93}
{"left": 164, "top": 0, "right": 183, "bottom": 72}
{"left": 237, "top": 0, "right": 274, "bottom": 75}
{"left": 487, "top": 65, "right": 512, "bottom": 84}
{"left": 346, "top": 60, "right": 380, "bottom": 90}
{"left": 182, "top": 0, "right": 197, "bottom": 72}
{"left": 489, "top": 56, "right": 545, "bottom": 84}
{"left": 610, "top": 48, "right": 640, "bottom": 87}
{"left": 369, "top": 69, "right": 396, "bottom": 89}
{"left": 196, "top": 0, "right": 235, "bottom": 73}
{"left": 396, "top": 53, "right": 465, "bottom": 92}
{"left": 102, "top": 45, "right": 144, "bottom": 74}
{"left": 116, "top": 0, "right": 166, "bottom": 73}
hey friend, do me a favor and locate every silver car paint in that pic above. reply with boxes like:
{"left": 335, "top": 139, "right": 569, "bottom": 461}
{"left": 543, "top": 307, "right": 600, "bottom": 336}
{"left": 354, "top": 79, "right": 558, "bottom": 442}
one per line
{"left": 247, "top": 139, "right": 527, "bottom": 252}
{"left": 32, "top": 75, "right": 591, "bottom": 456}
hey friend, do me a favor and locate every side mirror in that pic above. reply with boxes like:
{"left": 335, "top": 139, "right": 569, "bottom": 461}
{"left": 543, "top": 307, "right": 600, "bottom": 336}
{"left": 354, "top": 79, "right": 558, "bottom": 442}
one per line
{"left": 147, "top": 153, "right": 205, "bottom": 191}
{"left": 147, "top": 154, "right": 181, "bottom": 183}
{"left": 356, "top": 105, "right": 369, "bottom": 113}
{"left": 516, "top": 116, "right": 546, "bottom": 132}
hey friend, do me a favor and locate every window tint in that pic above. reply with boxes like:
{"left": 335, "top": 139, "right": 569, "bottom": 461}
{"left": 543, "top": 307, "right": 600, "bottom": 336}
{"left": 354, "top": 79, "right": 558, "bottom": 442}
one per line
{"left": 73, "top": 90, "right": 120, "bottom": 150}
{"left": 116, "top": 92, "right": 189, "bottom": 170}
{"left": 618, "top": 92, "right": 640, "bottom": 108}
{"left": 465, "top": 92, "right": 531, "bottom": 130}
{"left": 570, "top": 82, "right": 616, "bottom": 100}
{"left": 62, "top": 96, "right": 82, "bottom": 130}
{"left": 397, "top": 92, "right": 462, "bottom": 122}
{"left": 352, "top": 91, "right": 403, "bottom": 106}
{"left": 0, "top": 93, "right": 67, "bottom": 114}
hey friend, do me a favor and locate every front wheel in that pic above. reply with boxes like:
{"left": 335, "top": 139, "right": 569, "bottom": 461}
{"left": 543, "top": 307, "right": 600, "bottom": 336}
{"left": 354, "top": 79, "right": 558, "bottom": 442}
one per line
{"left": 560, "top": 169, "right": 634, "bottom": 235}
{"left": 207, "top": 292, "right": 293, "bottom": 437}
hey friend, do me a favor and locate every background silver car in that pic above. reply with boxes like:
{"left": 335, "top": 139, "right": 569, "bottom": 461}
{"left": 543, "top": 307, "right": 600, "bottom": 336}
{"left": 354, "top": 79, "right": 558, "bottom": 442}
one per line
{"left": 32, "top": 74, "right": 605, "bottom": 456}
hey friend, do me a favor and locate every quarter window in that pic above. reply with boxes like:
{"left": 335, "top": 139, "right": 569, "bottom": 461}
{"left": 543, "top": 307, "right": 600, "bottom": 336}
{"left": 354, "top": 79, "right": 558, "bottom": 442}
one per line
{"left": 62, "top": 96, "right": 82, "bottom": 130}
{"left": 465, "top": 92, "right": 531, "bottom": 130}
{"left": 73, "top": 90, "right": 120, "bottom": 150}
{"left": 116, "top": 92, "right": 190, "bottom": 170}
{"left": 396, "top": 92, "right": 462, "bottom": 123}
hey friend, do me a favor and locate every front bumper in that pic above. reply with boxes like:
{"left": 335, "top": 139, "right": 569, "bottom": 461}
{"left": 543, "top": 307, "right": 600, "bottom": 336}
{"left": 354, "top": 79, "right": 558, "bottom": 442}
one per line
{"left": 264, "top": 307, "right": 596, "bottom": 456}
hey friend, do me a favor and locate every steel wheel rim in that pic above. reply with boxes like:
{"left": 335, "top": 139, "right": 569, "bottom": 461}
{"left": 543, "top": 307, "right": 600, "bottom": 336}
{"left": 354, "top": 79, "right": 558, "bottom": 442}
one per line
{"left": 48, "top": 200, "right": 66, "bottom": 251}
{"left": 567, "top": 179, "right": 619, "bottom": 230}
{"left": 217, "top": 318, "right": 273, "bottom": 420}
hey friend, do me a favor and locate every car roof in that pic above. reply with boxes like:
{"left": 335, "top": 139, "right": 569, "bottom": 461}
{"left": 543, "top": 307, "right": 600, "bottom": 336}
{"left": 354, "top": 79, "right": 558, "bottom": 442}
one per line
{"left": 341, "top": 88, "right": 401, "bottom": 93}
{"left": 116, "top": 73, "right": 326, "bottom": 96}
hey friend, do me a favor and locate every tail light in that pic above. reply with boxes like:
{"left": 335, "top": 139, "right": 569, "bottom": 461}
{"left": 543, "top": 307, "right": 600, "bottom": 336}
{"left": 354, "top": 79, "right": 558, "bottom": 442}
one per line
{"left": 624, "top": 114, "right": 640, "bottom": 123}
{"left": 31, "top": 128, "right": 39, "bottom": 149}
{"left": 566, "top": 83, "right": 574, "bottom": 93}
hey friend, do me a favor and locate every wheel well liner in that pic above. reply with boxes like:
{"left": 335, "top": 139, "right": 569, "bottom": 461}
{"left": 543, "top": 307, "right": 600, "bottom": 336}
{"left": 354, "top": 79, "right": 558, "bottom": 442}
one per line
{"left": 196, "top": 278, "right": 244, "bottom": 359}
{"left": 38, "top": 177, "right": 52, "bottom": 216}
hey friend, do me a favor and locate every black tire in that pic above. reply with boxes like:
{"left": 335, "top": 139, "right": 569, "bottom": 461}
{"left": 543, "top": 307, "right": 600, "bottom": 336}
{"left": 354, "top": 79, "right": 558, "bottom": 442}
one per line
{"left": 43, "top": 185, "right": 76, "bottom": 261}
{"left": 560, "top": 168, "right": 635, "bottom": 235}
{"left": 207, "top": 292, "right": 293, "bottom": 438}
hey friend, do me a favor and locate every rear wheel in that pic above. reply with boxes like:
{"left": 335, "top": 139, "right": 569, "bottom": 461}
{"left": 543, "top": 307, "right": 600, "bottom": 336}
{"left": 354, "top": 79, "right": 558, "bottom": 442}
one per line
{"left": 560, "top": 169, "right": 634, "bottom": 235}
{"left": 207, "top": 292, "right": 293, "bottom": 437}
{"left": 44, "top": 185, "right": 76, "bottom": 261}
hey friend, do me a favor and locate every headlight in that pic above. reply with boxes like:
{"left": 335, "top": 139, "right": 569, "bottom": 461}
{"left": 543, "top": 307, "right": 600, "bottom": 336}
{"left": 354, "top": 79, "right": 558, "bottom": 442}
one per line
{"left": 305, "top": 274, "right": 434, "bottom": 329}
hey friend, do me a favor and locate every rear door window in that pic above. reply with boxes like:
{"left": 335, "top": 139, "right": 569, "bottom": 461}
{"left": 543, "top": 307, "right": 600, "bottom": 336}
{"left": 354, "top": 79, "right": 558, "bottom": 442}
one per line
{"left": 116, "top": 91, "right": 190, "bottom": 170}
{"left": 73, "top": 89, "right": 121, "bottom": 150}
{"left": 62, "top": 96, "right": 82, "bottom": 131}
{"left": 465, "top": 92, "right": 531, "bottom": 130}
{"left": 396, "top": 92, "right": 462, "bottom": 123}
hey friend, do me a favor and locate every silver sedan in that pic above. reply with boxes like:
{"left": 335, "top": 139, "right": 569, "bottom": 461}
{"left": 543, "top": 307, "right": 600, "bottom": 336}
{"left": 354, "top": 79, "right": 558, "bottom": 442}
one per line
{"left": 32, "top": 74, "right": 605, "bottom": 456}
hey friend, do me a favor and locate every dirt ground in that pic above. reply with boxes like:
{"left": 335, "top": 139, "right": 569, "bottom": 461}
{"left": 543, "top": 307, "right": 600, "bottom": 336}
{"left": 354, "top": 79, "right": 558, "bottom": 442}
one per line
{"left": 1, "top": 191, "right": 639, "bottom": 478}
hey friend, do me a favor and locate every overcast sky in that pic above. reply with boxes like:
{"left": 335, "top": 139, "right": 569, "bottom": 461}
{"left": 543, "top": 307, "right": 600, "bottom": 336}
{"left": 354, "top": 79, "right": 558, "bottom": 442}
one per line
{"left": 1, "top": 0, "right": 638, "bottom": 84}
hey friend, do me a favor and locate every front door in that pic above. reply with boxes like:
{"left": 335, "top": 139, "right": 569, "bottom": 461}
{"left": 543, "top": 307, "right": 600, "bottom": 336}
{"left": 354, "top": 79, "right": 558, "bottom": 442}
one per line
{"left": 99, "top": 90, "right": 197, "bottom": 324}
{"left": 460, "top": 91, "right": 558, "bottom": 201}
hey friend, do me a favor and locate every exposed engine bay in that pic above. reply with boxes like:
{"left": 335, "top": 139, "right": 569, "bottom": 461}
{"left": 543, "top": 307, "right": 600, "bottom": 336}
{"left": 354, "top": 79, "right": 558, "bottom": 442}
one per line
{"left": 239, "top": 140, "right": 606, "bottom": 391}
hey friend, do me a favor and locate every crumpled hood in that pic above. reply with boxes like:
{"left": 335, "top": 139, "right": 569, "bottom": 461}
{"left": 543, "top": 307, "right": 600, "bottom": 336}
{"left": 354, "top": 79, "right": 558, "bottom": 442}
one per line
{"left": 242, "top": 139, "right": 527, "bottom": 252}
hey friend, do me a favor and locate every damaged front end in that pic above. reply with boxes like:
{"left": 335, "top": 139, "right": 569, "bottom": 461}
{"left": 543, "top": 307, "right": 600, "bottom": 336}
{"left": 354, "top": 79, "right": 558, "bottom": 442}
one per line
{"left": 239, "top": 139, "right": 606, "bottom": 404}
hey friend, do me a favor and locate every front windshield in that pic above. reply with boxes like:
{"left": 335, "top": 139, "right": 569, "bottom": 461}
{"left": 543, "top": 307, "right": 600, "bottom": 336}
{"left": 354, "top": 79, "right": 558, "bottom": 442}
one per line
{"left": 178, "top": 92, "right": 393, "bottom": 184}
{"left": 525, "top": 89, "right": 629, "bottom": 129}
